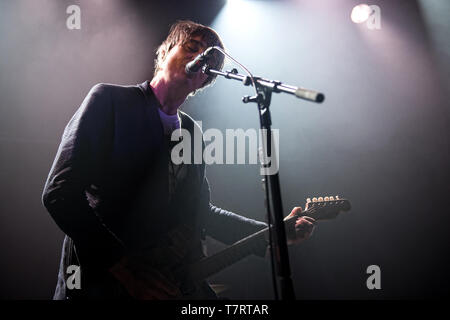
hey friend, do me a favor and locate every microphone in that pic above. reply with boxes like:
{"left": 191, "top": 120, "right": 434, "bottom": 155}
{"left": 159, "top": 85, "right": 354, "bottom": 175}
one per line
{"left": 185, "top": 47, "right": 215, "bottom": 74}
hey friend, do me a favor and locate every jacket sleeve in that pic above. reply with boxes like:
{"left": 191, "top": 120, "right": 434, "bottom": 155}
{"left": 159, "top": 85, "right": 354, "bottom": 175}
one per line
{"left": 42, "top": 84, "right": 125, "bottom": 269}
{"left": 199, "top": 174, "right": 268, "bottom": 255}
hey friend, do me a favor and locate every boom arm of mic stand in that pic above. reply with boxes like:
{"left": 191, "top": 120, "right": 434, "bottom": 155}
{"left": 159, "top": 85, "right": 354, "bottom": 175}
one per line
{"left": 203, "top": 67, "right": 325, "bottom": 103}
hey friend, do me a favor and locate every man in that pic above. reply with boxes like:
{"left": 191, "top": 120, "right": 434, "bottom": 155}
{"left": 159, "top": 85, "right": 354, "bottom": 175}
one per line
{"left": 42, "top": 20, "right": 315, "bottom": 300}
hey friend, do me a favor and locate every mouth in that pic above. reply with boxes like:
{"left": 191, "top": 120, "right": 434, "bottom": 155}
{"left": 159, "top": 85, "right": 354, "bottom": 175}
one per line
{"left": 184, "top": 58, "right": 197, "bottom": 78}
{"left": 185, "top": 71, "right": 195, "bottom": 80}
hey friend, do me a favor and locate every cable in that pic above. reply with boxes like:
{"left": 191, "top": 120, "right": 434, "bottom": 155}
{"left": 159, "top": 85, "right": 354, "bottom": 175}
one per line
{"left": 207, "top": 46, "right": 258, "bottom": 97}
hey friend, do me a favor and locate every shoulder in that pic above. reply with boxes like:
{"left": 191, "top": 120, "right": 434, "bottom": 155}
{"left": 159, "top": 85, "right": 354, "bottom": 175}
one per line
{"left": 75, "top": 83, "right": 135, "bottom": 121}
{"left": 87, "top": 82, "right": 142, "bottom": 99}
{"left": 81, "top": 83, "right": 146, "bottom": 116}
{"left": 69, "top": 82, "right": 143, "bottom": 131}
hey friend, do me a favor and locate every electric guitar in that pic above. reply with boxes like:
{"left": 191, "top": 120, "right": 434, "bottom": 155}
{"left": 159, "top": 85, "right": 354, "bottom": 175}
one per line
{"left": 174, "top": 195, "right": 351, "bottom": 297}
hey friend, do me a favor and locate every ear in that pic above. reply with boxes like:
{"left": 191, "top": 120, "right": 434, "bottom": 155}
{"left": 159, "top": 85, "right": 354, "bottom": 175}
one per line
{"left": 156, "top": 49, "right": 170, "bottom": 72}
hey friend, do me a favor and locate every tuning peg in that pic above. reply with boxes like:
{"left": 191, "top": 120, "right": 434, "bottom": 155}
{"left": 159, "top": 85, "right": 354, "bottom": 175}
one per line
{"left": 324, "top": 196, "right": 329, "bottom": 201}
{"left": 312, "top": 197, "right": 317, "bottom": 202}
{"left": 318, "top": 197, "right": 323, "bottom": 202}
{"left": 307, "top": 198, "right": 311, "bottom": 203}
{"left": 330, "top": 196, "right": 334, "bottom": 200}
{"left": 335, "top": 195, "right": 340, "bottom": 199}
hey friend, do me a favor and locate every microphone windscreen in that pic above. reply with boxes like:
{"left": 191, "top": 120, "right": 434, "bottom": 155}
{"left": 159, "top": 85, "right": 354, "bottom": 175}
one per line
{"left": 295, "top": 88, "right": 325, "bottom": 103}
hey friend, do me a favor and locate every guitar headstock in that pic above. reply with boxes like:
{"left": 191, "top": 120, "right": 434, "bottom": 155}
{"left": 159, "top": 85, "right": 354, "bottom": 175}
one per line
{"left": 303, "top": 196, "right": 351, "bottom": 220}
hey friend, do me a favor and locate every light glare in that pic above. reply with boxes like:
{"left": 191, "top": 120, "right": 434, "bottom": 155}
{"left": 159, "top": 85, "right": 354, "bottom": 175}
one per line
{"left": 351, "top": 4, "right": 372, "bottom": 23}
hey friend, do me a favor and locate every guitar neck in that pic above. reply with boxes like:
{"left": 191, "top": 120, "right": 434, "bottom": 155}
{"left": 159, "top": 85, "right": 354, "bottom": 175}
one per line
{"left": 183, "top": 216, "right": 296, "bottom": 282}
{"left": 178, "top": 196, "right": 350, "bottom": 283}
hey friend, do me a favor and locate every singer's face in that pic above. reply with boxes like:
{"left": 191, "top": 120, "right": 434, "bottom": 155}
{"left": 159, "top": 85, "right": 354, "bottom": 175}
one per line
{"left": 161, "top": 35, "right": 209, "bottom": 93}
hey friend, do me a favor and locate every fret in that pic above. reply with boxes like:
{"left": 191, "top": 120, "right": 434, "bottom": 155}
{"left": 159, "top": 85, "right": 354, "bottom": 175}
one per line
{"left": 188, "top": 227, "right": 269, "bottom": 281}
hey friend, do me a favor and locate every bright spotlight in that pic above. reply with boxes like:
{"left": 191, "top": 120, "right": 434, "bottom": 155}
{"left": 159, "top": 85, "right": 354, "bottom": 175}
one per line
{"left": 351, "top": 4, "right": 372, "bottom": 24}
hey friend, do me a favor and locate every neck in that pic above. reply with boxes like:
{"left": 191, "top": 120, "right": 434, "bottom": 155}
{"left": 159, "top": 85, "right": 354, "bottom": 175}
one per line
{"left": 150, "top": 73, "right": 188, "bottom": 115}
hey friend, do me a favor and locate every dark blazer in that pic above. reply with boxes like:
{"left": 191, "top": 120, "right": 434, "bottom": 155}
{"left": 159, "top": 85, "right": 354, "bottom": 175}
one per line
{"left": 42, "top": 81, "right": 266, "bottom": 299}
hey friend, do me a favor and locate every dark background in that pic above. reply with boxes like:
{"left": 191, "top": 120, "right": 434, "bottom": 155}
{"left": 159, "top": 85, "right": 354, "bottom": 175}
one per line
{"left": 0, "top": 0, "right": 449, "bottom": 299}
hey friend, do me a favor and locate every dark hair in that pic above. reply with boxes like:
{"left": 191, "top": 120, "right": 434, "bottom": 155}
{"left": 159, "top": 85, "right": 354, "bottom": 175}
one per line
{"left": 154, "top": 20, "right": 225, "bottom": 92}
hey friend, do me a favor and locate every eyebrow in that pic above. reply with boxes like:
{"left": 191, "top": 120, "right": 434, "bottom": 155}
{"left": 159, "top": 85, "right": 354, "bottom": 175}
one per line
{"left": 189, "top": 38, "right": 208, "bottom": 49}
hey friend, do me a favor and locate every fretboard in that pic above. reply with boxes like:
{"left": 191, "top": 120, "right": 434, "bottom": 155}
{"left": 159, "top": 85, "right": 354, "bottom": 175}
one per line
{"left": 182, "top": 215, "right": 297, "bottom": 282}
{"left": 187, "top": 227, "right": 268, "bottom": 281}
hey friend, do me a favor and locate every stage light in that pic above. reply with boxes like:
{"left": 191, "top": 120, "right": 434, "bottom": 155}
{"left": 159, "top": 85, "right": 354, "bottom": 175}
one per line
{"left": 351, "top": 4, "right": 372, "bottom": 23}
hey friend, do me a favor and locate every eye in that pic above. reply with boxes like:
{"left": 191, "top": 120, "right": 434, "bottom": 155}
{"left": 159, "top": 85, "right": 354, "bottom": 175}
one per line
{"left": 184, "top": 39, "right": 203, "bottom": 53}
{"left": 186, "top": 45, "right": 198, "bottom": 53}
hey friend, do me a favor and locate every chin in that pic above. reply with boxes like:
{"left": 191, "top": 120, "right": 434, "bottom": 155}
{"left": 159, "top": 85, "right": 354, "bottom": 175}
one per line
{"left": 168, "top": 72, "right": 186, "bottom": 84}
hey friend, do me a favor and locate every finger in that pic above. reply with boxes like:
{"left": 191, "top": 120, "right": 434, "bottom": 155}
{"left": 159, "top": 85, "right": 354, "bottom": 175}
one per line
{"left": 302, "top": 216, "right": 317, "bottom": 224}
{"left": 295, "top": 218, "right": 314, "bottom": 227}
{"left": 295, "top": 221, "right": 315, "bottom": 233}
{"left": 297, "top": 217, "right": 316, "bottom": 226}
{"left": 287, "top": 206, "right": 302, "bottom": 218}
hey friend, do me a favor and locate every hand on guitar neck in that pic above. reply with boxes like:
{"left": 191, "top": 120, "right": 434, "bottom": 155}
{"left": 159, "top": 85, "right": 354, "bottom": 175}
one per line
{"left": 284, "top": 195, "right": 351, "bottom": 245}
{"left": 284, "top": 207, "right": 316, "bottom": 245}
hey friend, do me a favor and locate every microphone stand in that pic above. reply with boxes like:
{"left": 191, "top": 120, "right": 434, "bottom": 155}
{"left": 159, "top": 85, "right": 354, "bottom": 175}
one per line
{"left": 203, "top": 66, "right": 324, "bottom": 300}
